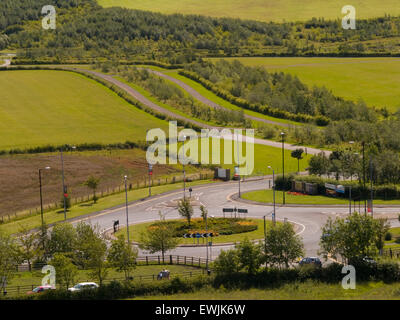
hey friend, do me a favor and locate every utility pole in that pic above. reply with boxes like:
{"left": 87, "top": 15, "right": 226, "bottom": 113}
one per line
{"left": 60, "top": 148, "right": 67, "bottom": 221}
{"left": 281, "top": 132, "right": 285, "bottom": 205}
{"left": 349, "top": 185, "right": 352, "bottom": 215}
{"left": 268, "top": 166, "right": 276, "bottom": 225}
{"left": 182, "top": 135, "right": 186, "bottom": 199}
{"left": 370, "top": 158, "right": 374, "bottom": 218}
{"left": 236, "top": 132, "right": 241, "bottom": 198}
{"left": 124, "top": 175, "right": 130, "bottom": 245}
{"left": 148, "top": 163, "right": 152, "bottom": 197}
{"left": 263, "top": 215, "right": 267, "bottom": 253}
{"left": 362, "top": 141, "right": 367, "bottom": 215}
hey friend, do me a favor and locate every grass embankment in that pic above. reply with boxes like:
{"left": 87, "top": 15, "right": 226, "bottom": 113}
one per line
{"left": 130, "top": 280, "right": 400, "bottom": 300}
{"left": 242, "top": 189, "right": 400, "bottom": 205}
{"left": 0, "top": 180, "right": 214, "bottom": 235}
{"left": 117, "top": 218, "right": 275, "bottom": 244}
{"left": 214, "top": 57, "right": 400, "bottom": 112}
{"left": 0, "top": 70, "right": 168, "bottom": 150}
{"left": 98, "top": 0, "right": 400, "bottom": 23}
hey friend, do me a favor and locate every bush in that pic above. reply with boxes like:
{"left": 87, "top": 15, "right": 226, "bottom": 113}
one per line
{"left": 385, "top": 233, "right": 392, "bottom": 241}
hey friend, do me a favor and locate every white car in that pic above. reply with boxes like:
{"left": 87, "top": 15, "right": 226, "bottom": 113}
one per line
{"left": 68, "top": 282, "right": 99, "bottom": 292}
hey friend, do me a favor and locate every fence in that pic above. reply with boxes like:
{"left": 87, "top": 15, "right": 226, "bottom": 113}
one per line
{"left": 382, "top": 247, "right": 400, "bottom": 259}
{"left": 15, "top": 255, "right": 209, "bottom": 273}
{"left": 0, "top": 172, "right": 214, "bottom": 224}
{"left": 3, "top": 269, "right": 206, "bottom": 296}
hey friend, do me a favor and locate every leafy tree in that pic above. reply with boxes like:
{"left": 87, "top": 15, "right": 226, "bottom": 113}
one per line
{"left": 308, "top": 152, "right": 330, "bottom": 176}
{"left": 374, "top": 218, "right": 391, "bottom": 255}
{"left": 74, "top": 222, "right": 108, "bottom": 286}
{"left": 264, "top": 222, "right": 304, "bottom": 269}
{"left": 235, "top": 238, "right": 264, "bottom": 275}
{"left": 108, "top": 235, "right": 138, "bottom": 280}
{"left": 319, "top": 212, "right": 383, "bottom": 263}
{"left": 291, "top": 148, "right": 304, "bottom": 172}
{"left": 139, "top": 212, "right": 178, "bottom": 263}
{"left": 18, "top": 225, "right": 40, "bottom": 272}
{"left": 200, "top": 205, "right": 208, "bottom": 221}
{"left": 50, "top": 253, "right": 78, "bottom": 290}
{"left": 84, "top": 176, "right": 100, "bottom": 204}
{"left": 213, "top": 250, "right": 241, "bottom": 275}
{"left": 178, "top": 198, "right": 194, "bottom": 226}
{"left": 0, "top": 232, "right": 21, "bottom": 290}
{"left": 48, "top": 223, "right": 77, "bottom": 258}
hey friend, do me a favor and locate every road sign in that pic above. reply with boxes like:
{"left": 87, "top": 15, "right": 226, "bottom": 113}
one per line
{"left": 223, "top": 208, "right": 234, "bottom": 213}
{"left": 195, "top": 233, "right": 201, "bottom": 238}
{"left": 183, "top": 234, "right": 190, "bottom": 238}
{"left": 237, "top": 209, "right": 248, "bottom": 214}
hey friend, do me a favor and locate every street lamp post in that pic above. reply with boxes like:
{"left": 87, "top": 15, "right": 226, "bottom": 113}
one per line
{"left": 124, "top": 175, "right": 130, "bottom": 245}
{"left": 362, "top": 141, "right": 367, "bottom": 215}
{"left": 268, "top": 166, "right": 276, "bottom": 225}
{"left": 39, "top": 167, "right": 51, "bottom": 227}
{"left": 236, "top": 132, "right": 241, "bottom": 198}
{"left": 280, "top": 132, "right": 285, "bottom": 205}
{"left": 370, "top": 158, "right": 374, "bottom": 217}
{"left": 263, "top": 215, "right": 267, "bottom": 252}
{"left": 182, "top": 135, "right": 186, "bottom": 199}
{"left": 205, "top": 211, "right": 208, "bottom": 271}
{"left": 60, "top": 148, "right": 67, "bottom": 221}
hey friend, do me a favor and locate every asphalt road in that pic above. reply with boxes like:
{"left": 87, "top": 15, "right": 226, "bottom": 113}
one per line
{"left": 71, "top": 178, "right": 400, "bottom": 260}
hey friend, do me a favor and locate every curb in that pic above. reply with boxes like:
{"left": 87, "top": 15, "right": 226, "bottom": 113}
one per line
{"left": 230, "top": 191, "right": 400, "bottom": 208}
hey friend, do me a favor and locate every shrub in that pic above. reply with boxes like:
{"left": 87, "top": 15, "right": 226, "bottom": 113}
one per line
{"left": 385, "top": 232, "right": 392, "bottom": 241}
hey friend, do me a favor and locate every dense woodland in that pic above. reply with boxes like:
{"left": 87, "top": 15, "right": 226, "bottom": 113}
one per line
{"left": 2, "top": 0, "right": 400, "bottom": 61}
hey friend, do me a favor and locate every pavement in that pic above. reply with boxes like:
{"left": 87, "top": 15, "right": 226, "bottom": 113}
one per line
{"left": 70, "top": 178, "right": 400, "bottom": 260}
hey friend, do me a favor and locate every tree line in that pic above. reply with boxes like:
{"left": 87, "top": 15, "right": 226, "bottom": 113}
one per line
{"left": 2, "top": 0, "right": 400, "bottom": 63}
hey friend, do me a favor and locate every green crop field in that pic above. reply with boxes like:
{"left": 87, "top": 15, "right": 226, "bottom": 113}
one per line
{"left": 98, "top": 0, "right": 400, "bottom": 23}
{"left": 0, "top": 70, "right": 168, "bottom": 150}
{"left": 210, "top": 57, "right": 400, "bottom": 112}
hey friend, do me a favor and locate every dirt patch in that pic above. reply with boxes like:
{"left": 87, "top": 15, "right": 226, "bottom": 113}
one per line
{"left": 0, "top": 149, "right": 206, "bottom": 216}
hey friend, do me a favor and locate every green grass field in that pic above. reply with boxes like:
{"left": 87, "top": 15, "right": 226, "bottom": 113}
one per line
{"left": 117, "top": 218, "right": 274, "bottom": 244}
{"left": 0, "top": 70, "right": 169, "bottom": 149}
{"left": 98, "top": 0, "right": 400, "bottom": 23}
{"left": 130, "top": 280, "right": 400, "bottom": 300}
{"left": 0, "top": 179, "right": 214, "bottom": 235}
{"left": 171, "top": 137, "right": 312, "bottom": 177}
{"left": 242, "top": 189, "right": 400, "bottom": 205}
{"left": 211, "top": 57, "right": 400, "bottom": 112}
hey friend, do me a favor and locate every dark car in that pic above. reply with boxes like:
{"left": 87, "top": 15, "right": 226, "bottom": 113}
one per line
{"left": 299, "top": 257, "right": 322, "bottom": 267}
{"left": 27, "top": 285, "right": 55, "bottom": 294}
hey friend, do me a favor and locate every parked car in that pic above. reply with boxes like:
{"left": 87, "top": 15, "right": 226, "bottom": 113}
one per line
{"left": 299, "top": 257, "right": 322, "bottom": 267}
{"left": 68, "top": 282, "right": 99, "bottom": 292}
{"left": 362, "top": 256, "right": 377, "bottom": 265}
{"left": 27, "top": 285, "right": 55, "bottom": 294}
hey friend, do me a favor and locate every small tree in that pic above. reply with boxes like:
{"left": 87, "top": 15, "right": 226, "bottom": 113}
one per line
{"left": 374, "top": 218, "right": 390, "bottom": 256}
{"left": 178, "top": 198, "right": 194, "bottom": 226}
{"left": 84, "top": 176, "right": 100, "bottom": 204}
{"left": 50, "top": 253, "right": 78, "bottom": 289}
{"left": 18, "top": 225, "right": 40, "bottom": 272}
{"left": 319, "top": 212, "right": 379, "bottom": 263}
{"left": 108, "top": 235, "right": 138, "bottom": 280}
{"left": 139, "top": 212, "right": 178, "bottom": 263}
{"left": 264, "top": 222, "right": 304, "bottom": 269}
{"left": 200, "top": 205, "right": 208, "bottom": 221}
{"left": 48, "top": 223, "right": 77, "bottom": 258}
{"left": 0, "top": 232, "right": 21, "bottom": 290}
{"left": 235, "top": 238, "right": 263, "bottom": 275}
{"left": 213, "top": 250, "right": 241, "bottom": 275}
{"left": 74, "top": 222, "right": 108, "bottom": 285}
{"left": 291, "top": 148, "right": 304, "bottom": 172}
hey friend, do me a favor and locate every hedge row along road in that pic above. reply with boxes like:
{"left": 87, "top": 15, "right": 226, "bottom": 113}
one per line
{"left": 62, "top": 66, "right": 329, "bottom": 156}
{"left": 143, "top": 68, "right": 292, "bottom": 128}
